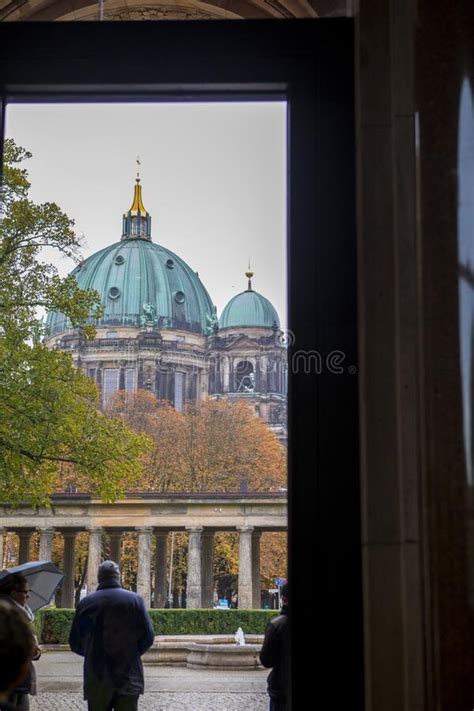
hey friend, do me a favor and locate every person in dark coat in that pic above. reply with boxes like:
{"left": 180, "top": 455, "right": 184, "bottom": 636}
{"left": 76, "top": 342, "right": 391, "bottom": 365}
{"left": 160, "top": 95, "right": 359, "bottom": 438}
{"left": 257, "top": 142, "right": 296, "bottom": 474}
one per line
{"left": 0, "top": 600, "right": 35, "bottom": 709}
{"left": 69, "top": 560, "right": 155, "bottom": 711}
{"left": 0, "top": 573, "right": 41, "bottom": 711}
{"left": 259, "top": 582, "right": 289, "bottom": 711}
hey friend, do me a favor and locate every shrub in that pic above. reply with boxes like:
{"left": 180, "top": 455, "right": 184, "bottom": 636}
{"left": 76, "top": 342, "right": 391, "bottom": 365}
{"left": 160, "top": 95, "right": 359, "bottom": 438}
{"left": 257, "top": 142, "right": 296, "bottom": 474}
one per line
{"left": 32, "top": 610, "right": 44, "bottom": 642}
{"left": 39, "top": 608, "right": 74, "bottom": 644}
{"left": 36, "top": 608, "right": 278, "bottom": 644}
{"left": 148, "top": 609, "right": 278, "bottom": 635}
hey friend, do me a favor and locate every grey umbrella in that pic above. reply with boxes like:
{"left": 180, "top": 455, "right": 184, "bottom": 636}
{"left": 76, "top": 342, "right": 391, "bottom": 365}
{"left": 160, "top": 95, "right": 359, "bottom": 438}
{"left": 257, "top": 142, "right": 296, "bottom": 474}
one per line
{"left": 0, "top": 560, "right": 64, "bottom": 613}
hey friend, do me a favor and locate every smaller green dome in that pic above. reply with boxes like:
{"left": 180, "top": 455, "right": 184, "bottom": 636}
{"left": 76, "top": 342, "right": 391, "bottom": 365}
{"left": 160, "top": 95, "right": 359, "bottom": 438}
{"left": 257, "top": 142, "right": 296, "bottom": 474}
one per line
{"left": 220, "top": 287, "right": 280, "bottom": 330}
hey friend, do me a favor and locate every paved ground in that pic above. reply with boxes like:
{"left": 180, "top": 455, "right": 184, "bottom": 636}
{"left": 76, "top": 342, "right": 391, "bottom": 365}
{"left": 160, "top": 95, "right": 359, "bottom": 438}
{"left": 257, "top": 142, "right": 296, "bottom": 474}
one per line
{"left": 30, "top": 651, "right": 269, "bottom": 710}
{"left": 31, "top": 692, "right": 269, "bottom": 710}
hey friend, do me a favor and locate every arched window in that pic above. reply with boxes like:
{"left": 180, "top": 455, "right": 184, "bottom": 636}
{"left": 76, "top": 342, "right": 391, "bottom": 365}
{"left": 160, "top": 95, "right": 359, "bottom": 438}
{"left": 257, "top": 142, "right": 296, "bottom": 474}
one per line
{"left": 235, "top": 360, "right": 254, "bottom": 392}
{"left": 174, "top": 371, "right": 185, "bottom": 412}
{"left": 103, "top": 368, "right": 119, "bottom": 407}
{"left": 125, "top": 368, "right": 136, "bottom": 392}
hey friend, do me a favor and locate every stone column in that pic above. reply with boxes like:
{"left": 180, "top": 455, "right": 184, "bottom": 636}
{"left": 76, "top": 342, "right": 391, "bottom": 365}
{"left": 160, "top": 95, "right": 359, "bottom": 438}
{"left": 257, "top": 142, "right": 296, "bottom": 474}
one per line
{"left": 61, "top": 531, "right": 77, "bottom": 608}
{"left": 251, "top": 531, "right": 262, "bottom": 609}
{"left": 95, "top": 363, "right": 102, "bottom": 389}
{"left": 136, "top": 527, "right": 152, "bottom": 609}
{"left": 17, "top": 530, "right": 32, "bottom": 564}
{"left": 199, "top": 368, "right": 209, "bottom": 402}
{"left": 108, "top": 531, "right": 122, "bottom": 567}
{"left": 201, "top": 530, "right": 214, "bottom": 608}
{"left": 237, "top": 526, "right": 253, "bottom": 609}
{"left": 0, "top": 528, "right": 5, "bottom": 569}
{"left": 214, "top": 357, "right": 221, "bottom": 393}
{"left": 38, "top": 528, "right": 54, "bottom": 561}
{"left": 186, "top": 527, "right": 203, "bottom": 608}
{"left": 223, "top": 356, "right": 230, "bottom": 393}
{"left": 86, "top": 528, "right": 102, "bottom": 594}
{"left": 153, "top": 531, "right": 168, "bottom": 609}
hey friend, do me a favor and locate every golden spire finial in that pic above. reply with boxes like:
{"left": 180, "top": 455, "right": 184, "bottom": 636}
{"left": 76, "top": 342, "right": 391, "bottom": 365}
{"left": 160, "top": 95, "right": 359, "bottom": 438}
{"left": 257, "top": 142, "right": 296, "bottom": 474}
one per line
{"left": 245, "top": 260, "right": 254, "bottom": 290}
{"left": 129, "top": 158, "right": 148, "bottom": 215}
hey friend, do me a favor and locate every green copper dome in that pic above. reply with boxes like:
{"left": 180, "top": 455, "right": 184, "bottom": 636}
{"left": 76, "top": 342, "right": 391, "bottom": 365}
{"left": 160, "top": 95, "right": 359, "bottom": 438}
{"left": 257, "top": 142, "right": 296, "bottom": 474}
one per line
{"left": 46, "top": 179, "right": 215, "bottom": 336}
{"left": 220, "top": 280, "right": 280, "bottom": 330}
{"left": 46, "top": 240, "right": 214, "bottom": 335}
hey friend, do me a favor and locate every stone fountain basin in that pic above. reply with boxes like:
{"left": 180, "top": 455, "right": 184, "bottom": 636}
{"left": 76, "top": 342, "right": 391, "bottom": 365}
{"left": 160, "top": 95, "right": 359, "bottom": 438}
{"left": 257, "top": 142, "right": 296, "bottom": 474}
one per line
{"left": 143, "top": 634, "right": 264, "bottom": 669}
{"left": 187, "top": 643, "right": 262, "bottom": 670}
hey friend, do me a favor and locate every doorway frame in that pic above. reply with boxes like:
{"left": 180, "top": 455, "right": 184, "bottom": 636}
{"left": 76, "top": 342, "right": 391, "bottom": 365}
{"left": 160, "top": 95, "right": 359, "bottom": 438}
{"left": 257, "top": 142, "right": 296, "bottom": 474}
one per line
{"left": 0, "top": 18, "right": 361, "bottom": 708}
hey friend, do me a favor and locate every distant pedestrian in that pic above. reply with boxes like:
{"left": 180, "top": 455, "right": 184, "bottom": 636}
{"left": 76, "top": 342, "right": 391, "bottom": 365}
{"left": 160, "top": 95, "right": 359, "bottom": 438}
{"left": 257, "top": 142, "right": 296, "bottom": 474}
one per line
{"left": 0, "top": 573, "right": 41, "bottom": 711}
{"left": 69, "top": 560, "right": 155, "bottom": 711}
{"left": 230, "top": 591, "right": 238, "bottom": 609}
{"left": 259, "top": 582, "right": 289, "bottom": 711}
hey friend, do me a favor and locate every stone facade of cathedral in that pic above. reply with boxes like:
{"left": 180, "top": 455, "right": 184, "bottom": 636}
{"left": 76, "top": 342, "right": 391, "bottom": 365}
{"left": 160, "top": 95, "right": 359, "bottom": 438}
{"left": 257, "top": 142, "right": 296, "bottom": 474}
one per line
{"left": 46, "top": 177, "right": 288, "bottom": 442}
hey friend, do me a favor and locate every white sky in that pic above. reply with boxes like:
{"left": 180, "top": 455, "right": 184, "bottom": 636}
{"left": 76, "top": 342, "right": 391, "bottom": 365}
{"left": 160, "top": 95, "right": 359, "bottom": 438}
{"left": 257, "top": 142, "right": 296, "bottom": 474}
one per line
{"left": 5, "top": 102, "right": 287, "bottom": 327}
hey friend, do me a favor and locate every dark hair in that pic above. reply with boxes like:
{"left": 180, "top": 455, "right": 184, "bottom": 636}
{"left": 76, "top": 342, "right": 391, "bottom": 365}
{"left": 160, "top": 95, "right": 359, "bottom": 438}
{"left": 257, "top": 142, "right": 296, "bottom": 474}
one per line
{"left": 0, "top": 601, "right": 34, "bottom": 693}
{"left": 281, "top": 583, "right": 288, "bottom": 600}
{"left": 0, "top": 573, "right": 28, "bottom": 597}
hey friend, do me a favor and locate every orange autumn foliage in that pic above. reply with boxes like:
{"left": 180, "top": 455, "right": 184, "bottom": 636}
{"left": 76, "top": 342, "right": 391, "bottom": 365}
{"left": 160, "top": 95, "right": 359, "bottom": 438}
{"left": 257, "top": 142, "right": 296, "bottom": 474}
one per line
{"left": 105, "top": 390, "right": 286, "bottom": 494}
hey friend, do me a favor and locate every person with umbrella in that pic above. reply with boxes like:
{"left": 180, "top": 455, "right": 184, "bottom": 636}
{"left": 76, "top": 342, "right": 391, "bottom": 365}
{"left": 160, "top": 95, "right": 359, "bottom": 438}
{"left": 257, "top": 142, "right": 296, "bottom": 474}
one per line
{"left": 0, "top": 560, "right": 64, "bottom": 711}
{"left": 0, "top": 601, "right": 35, "bottom": 706}
{"left": 0, "top": 573, "right": 41, "bottom": 711}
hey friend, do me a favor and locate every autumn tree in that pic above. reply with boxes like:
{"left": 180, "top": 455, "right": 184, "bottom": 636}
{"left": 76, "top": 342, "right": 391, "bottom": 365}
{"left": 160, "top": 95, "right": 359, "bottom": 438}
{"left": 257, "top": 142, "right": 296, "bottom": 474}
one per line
{"left": 107, "top": 390, "right": 286, "bottom": 493}
{"left": 0, "top": 139, "right": 149, "bottom": 504}
{"left": 181, "top": 398, "right": 286, "bottom": 491}
{"left": 260, "top": 532, "right": 287, "bottom": 592}
{"left": 106, "top": 391, "right": 287, "bottom": 602}
{"left": 106, "top": 390, "right": 185, "bottom": 492}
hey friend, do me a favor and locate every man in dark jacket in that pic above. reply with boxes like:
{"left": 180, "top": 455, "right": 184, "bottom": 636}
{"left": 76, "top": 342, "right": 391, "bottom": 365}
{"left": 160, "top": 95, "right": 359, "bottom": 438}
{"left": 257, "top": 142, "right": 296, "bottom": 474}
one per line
{"left": 259, "top": 583, "right": 289, "bottom": 711}
{"left": 69, "top": 560, "right": 155, "bottom": 711}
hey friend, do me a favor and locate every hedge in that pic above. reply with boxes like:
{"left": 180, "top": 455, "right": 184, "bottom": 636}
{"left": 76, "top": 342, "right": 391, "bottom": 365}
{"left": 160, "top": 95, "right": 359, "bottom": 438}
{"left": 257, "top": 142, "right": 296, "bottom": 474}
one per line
{"left": 37, "top": 608, "right": 279, "bottom": 644}
{"left": 148, "top": 609, "right": 278, "bottom": 636}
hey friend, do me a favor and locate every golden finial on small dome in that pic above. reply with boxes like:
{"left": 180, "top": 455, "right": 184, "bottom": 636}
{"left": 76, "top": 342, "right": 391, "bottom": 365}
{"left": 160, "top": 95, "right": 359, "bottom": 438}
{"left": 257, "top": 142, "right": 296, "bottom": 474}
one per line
{"left": 245, "top": 260, "right": 254, "bottom": 290}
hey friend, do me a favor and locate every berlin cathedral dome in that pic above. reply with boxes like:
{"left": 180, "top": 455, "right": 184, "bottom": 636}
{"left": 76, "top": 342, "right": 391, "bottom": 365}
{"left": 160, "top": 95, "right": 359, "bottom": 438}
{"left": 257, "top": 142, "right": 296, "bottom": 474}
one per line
{"left": 47, "top": 238, "right": 214, "bottom": 335}
{"left": 46, "top": 177, "right": 287, "bottom": 441}
{"left": 47, "top": 178, "right": 214, "bottom": 337}
{"left": 220, "top": 269, "right": 280, "bottom": 332}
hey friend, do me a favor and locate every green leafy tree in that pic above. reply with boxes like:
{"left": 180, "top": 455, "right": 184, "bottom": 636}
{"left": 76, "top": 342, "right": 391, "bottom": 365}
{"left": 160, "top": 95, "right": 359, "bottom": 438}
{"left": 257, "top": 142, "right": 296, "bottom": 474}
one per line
{"left": 0, "top": 139, "right": 149, "bottom": 505}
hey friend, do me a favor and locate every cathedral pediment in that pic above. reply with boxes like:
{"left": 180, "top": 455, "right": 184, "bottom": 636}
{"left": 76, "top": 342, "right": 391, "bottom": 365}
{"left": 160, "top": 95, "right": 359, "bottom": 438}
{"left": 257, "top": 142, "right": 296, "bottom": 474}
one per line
{"left": 223, "top": 335, "right": 257, "bottom": 351}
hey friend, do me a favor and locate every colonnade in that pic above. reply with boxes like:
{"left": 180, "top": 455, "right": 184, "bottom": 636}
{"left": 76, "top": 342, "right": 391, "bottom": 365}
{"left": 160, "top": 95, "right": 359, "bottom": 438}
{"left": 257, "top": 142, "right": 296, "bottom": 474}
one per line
{"left": 0, "top": 525, "right": 263, "bottom": 609}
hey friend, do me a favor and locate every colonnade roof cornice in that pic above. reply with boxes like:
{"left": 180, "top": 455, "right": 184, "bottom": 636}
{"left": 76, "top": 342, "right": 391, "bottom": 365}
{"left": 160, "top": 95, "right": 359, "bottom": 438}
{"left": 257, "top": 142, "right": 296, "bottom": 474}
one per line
{"left": 0, "top": 492, "right": 287, "bottom": 532}
{"left": 0, "top": 493, "right": 287, "bottom": 507}
{"left": 47, "top": 491, "right": 287, "bottom": 502}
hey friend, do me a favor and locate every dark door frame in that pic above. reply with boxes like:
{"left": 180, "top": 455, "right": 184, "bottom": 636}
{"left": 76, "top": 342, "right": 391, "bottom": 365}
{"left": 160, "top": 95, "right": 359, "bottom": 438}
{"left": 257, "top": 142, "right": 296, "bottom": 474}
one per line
{"left": 0, "top": 19, "right": 361, "bottom": 709}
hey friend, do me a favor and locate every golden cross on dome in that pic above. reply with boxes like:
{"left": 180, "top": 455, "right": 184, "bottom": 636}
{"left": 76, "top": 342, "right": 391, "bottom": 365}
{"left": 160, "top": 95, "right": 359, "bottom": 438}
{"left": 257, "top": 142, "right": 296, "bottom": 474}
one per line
{"left": 245, "top": 260, "right": 254, "bottom": 290}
